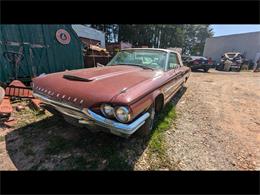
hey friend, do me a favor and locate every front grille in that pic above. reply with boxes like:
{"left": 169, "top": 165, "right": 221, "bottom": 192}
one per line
{"left": 53, "top": 104, "right": 86, "bottom": 118}
{"left": 34, "top": 93, "right": 86, "bottom": 119}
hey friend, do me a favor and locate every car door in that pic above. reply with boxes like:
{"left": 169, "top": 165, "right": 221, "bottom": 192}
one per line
{"left": 163, "top": 52, "right": 182, "bottom": 101}
{"left": 177, "top": 53, "right": 188, "bottom": 79}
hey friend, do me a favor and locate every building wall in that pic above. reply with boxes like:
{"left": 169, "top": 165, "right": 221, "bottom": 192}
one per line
{"left": 203, "top": 32, "right": 260, "bottom": 62}
{"left": 0, "top": 25, "right": 84, "bottom": 83}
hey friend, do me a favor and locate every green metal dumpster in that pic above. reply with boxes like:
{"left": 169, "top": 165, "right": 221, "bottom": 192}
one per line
{"left": 0, "top": 25, "right": 84, "bottom": 83}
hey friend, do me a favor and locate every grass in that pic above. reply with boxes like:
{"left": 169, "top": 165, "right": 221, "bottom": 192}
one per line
{"left": 14, "top": 102, "right": 50, "bottom": 129}
{"left": 0, "top": 135, "right": 5, "bottom": 142}
{"left": 147, "top": 102, "right": 176, "bottom": 168}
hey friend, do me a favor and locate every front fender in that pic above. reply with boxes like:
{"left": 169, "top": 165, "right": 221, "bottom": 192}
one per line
{"left": 129, "top": 89, "right": 163, "bottom": 120}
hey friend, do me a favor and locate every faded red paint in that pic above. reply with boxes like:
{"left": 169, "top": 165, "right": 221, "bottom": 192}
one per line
{"left": 32, "top": 62, "right": 190, "bottom": 121}
{"left": 0, "top": 97, "right": 13, "bottom": 116}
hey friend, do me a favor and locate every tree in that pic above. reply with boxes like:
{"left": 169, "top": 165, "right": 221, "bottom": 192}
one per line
{"left": 182, "top": 25, "right": 213, "bottom": 55}
{"left": 91, "top": 24, "right": 214, "bottom": 55}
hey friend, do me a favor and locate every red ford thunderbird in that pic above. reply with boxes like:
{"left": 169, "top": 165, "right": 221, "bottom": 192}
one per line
{"left": 32, "top": 48, "right": 191, "bottom": 137}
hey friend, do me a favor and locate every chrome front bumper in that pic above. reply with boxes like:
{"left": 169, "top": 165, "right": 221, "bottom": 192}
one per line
{"left": 33, "top": 93, "right": 150, "bottom": 137}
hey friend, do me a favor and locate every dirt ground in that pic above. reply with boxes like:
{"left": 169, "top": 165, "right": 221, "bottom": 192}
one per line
{"left": 0, "top": 69, "right": 259, "bottom": 170}
{"left": 165, "top": 70, "right": 260, "bottom": 170}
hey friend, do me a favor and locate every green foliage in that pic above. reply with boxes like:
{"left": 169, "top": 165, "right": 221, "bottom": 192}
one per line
{"left": 90, "top": 24, "right": 213, "bottom": 56}
{"left": 0, "top": 135, "right": 5, "bottom": 142}
{"left": 148, "top": 102, "right": 176, "bottom": 156}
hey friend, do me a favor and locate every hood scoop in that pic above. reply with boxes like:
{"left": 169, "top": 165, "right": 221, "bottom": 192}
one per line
{"left": 63, "top": 74, "right": 94, "bottom": 82}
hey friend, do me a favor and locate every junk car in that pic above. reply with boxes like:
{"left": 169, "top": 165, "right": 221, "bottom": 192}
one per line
{"left": 182, "top": 55, "right": 212, "bottom": 72}
{"left": 32, "top": 48, "right": 190, "bottom": 138}
{"left": 216, "top": 52, "right": 248, "bottom": 72}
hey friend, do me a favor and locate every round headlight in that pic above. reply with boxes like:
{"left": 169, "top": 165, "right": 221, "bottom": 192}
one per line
{"left": 115, "top": 106, "right": 131, "bottom": 123}
{"left": 101, "top": 104, "right": 115, "bottom": 118}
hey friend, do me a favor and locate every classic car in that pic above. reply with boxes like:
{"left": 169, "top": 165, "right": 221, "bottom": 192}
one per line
{"left": 32, "top": 48, "right": 191, "bottom": 138}
{"left": 182, "top": 55, "right": 212, "bottom": 72}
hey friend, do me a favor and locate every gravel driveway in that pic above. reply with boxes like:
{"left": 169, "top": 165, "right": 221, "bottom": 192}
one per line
{"left": 165, "top": 70, "right": 260, "bottom": 170}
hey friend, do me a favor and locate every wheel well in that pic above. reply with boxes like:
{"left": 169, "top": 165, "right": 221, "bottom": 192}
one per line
{"left": 155, "top": 94, "right": 164, "bottom": 113}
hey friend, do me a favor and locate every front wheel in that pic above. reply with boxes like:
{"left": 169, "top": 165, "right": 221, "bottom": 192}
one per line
{"left": 136, "top": 103, "right": 156, "bottom": 137}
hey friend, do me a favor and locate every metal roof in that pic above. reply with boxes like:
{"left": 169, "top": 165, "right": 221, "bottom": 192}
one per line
{"left": 71, "top": 25, "right": 106, "bottom": 47}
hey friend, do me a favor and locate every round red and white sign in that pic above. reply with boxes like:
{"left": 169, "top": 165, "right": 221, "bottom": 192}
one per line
{"left": 56, "top": 29, "right": 71, "bottom": 45}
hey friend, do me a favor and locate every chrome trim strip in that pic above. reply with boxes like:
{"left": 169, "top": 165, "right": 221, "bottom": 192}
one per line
{"left": 33, "top": 93, "right": 82, "bottom": 112}
{"left": 82, "top": 109, "right": 150, "bottom": 135}
{"left": 33, "top": 93, "right": 150, "bottom": 136}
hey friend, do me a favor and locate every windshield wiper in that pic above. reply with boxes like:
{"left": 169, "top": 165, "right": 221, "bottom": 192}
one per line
{"left": 117, "top": 63, "right": 155, "bottom": 70}
{"left": 63, "top": 74, "right": 93, "bottom": 82}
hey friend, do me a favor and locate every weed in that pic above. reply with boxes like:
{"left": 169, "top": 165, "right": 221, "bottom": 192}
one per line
{"left": 0, "top": 135, "right": 5, "bottom": 142}
{"left": 147, "top": 102, "right": 176, "bottom": 165}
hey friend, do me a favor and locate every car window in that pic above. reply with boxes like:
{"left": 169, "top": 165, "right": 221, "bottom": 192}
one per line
{"left": 107, "top": 50, "right": 167, "bottom": 70}
{"left": 167, "top": 53, "right": 179, "bottom": 70}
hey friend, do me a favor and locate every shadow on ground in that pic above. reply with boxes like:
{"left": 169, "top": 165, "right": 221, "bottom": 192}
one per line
{"left": 5, "top": 87, "right": 187, "bottom": 170}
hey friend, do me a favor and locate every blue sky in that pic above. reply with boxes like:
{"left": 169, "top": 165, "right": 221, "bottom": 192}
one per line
{"left": 211, "top": 25, "right": 260, "bottom": 37}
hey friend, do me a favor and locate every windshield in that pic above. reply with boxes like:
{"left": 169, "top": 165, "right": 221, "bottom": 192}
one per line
{"left": 107, "top": 49, "right": 167, "bottom": 70}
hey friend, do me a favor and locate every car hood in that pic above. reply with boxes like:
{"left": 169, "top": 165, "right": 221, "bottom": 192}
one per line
{"left": 32, "top": 65, "right": 163, "bottom": 108}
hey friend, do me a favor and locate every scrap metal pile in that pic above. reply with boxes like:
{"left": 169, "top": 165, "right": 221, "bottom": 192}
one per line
{"left": 0, "top": 80, "right": 44, "bottom": 128}
{"left": 83, "top": 43, "right": 111, "bottom": 68}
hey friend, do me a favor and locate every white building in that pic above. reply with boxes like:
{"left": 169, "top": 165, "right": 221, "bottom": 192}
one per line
{"left": 203, "top": 31, "right": 260, "bottom": 63}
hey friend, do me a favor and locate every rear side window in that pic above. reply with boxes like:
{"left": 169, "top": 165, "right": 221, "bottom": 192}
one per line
{"left": 167, "top": 53, "right": 180, "bottom": 70}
